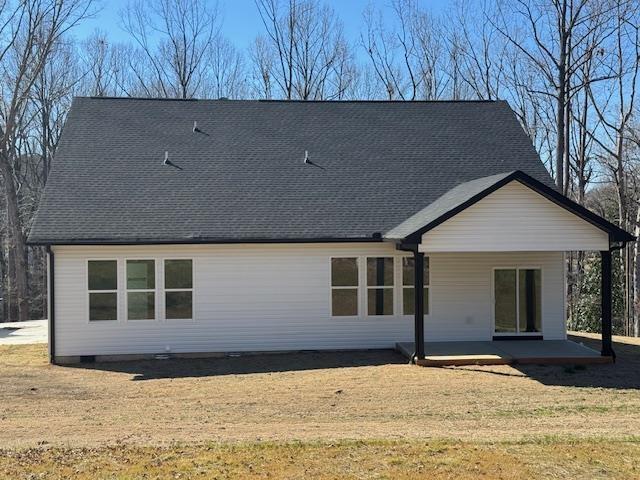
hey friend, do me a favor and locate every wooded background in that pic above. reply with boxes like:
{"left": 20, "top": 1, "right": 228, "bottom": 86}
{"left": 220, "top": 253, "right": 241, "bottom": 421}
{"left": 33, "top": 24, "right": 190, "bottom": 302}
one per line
{"left": 1, "top": 0, "right": 639, "bottom": 336}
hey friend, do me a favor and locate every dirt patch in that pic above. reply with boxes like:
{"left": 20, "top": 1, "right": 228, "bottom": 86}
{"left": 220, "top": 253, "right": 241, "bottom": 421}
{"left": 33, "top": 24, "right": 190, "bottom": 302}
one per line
{"left": 0, "top": 334, "right": 639, "bottom": 448}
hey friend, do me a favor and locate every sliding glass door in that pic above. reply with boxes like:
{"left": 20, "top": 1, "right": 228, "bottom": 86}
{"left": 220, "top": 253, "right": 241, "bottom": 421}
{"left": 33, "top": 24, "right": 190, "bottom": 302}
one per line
{"left": 494, "top": 268, "right": 541, "bottom": 335}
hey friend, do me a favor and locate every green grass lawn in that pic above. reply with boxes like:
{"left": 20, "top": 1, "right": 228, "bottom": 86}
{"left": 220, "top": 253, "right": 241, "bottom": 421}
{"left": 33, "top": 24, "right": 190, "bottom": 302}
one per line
{"left": 2, "top": 438, "right": 640, "bottom": 479}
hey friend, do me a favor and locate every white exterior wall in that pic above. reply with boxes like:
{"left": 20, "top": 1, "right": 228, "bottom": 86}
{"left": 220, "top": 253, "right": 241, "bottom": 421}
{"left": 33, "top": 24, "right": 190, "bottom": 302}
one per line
{"left": 427, "top": 251, "right": 565, "bottom": 341}
{"left": 52, "top": 244, "right": 566, "bottom": 357}
{"left": 420, "top": 181, "right": 609, "bottom": 252}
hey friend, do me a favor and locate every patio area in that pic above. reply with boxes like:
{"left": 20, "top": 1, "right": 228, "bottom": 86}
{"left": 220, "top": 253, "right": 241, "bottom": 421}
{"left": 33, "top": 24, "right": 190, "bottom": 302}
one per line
{"left": 0, "top": 320, "right": 48, "bottom": 345}
{"left": 396, "top": 339, "right": 611, "bottom": 366}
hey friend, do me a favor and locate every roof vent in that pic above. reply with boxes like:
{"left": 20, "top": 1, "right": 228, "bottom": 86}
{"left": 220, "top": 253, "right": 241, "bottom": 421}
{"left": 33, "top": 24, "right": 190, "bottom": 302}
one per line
{"left": 191, "top": 121, "right": 209, "bottom": 136}
{"left": 302, "top": 150, "right": 325, "bottom": 170}
{"left": 162, "top": 151, "right": 183, "bottom": 170}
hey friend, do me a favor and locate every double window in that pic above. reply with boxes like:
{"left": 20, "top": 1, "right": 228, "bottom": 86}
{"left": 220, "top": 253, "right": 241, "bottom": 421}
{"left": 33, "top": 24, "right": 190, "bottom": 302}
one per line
{"left": 87, "top": 259, "right": 193, "bottom": 322}
{"left": 330, "top": 256, "right": 429, "bottom": 317}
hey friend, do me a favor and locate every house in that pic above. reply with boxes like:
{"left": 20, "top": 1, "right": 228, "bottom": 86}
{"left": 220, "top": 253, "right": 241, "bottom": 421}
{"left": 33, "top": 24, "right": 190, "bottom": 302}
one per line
{"left": 28, "top": 97, "right": 634, "bottom": 365}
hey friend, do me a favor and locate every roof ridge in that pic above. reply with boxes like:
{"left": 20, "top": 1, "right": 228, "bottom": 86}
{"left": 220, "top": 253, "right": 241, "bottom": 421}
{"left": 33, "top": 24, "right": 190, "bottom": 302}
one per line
{"left": 84, "top": 96, "right": 199, "bottom": 101}
{"left": 78, "top": 96, "right": 501, "bottom": 104}
{"left": 257, "top": 99, "right": 499, "bottom": 103}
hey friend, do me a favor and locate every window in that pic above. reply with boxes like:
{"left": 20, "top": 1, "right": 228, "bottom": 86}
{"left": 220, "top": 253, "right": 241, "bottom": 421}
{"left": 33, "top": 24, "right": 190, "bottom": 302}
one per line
{"left": 126, "top": 260, "right": 155, "bottom": 320}
{"left": 88, "top": 260, "right": 118, "bottom": 321}
{"left": 331, "top": 258, "right": 358, "bottom": 316}
{"left": 164, "top": 259, "right": 193, "bottom": 319}
{"left": 494, "top": 268, "right": 541, "bottom": 334}
{"left": 519, "top": 269, "right": 542, "bottom": 333}
{"left": 495, "top": 269, "right": 516, "bottom": 333}
{"left": 367, "top": 257, "right": 394, "bottom": 315}
{"left": 402, "top": 257, "right": 430, "bottom": 315}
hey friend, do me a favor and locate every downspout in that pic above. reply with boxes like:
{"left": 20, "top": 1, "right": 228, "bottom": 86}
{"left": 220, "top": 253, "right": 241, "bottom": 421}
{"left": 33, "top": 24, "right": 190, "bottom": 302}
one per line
{"left": 46, "top": 245, "right": 56, "bottom": 364}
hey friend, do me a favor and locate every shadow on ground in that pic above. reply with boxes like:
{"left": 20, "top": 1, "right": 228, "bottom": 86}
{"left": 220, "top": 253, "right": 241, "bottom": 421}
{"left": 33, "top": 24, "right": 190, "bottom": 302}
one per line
{"left": 66, "top": 336, "right": 640, "bottom": 389}
{"left": 68, "top": 349, "right": 408, "bottom": 381}
{"left": 501, "top": 335, "right": 640, "bottom": 389}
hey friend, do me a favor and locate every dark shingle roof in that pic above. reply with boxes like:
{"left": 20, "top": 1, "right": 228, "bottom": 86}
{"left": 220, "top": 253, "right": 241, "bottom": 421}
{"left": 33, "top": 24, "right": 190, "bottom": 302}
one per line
{"left": 28, "top": 97, "right": 554, "bottom": 244}
{"left": 385, "top": 172, "right": 515, "bottom": 239}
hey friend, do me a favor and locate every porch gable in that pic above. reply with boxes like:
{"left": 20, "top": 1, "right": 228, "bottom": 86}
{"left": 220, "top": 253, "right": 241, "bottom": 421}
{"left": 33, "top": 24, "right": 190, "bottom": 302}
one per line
{"left": 420, "top": 180, "right": 609, "bottom": 252}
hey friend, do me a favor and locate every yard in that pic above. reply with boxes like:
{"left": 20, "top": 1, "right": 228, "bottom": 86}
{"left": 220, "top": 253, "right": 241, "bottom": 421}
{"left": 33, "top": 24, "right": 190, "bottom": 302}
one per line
{"left": 1, "top": 333, "right": 639, "bottom": 479}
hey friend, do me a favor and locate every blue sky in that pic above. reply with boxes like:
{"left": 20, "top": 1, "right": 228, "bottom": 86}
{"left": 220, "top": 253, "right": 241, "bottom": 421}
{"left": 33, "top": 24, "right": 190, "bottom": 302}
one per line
{"left": 76, "top": 0, "right": 451, "bottom": 53}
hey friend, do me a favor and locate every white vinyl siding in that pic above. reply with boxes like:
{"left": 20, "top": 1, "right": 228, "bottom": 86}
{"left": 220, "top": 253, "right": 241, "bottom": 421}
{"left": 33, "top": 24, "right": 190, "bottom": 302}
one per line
{"left": 420, "top": 181, "right": 609, "bottom": 252}
{"left": 426, "top": 251, "right": 565, "bottom": 341}
{"left": 51, "top": 244, "right": 567, "bottom": 357}
{"left": 53, "top": 243, "right": 414, "bottom": 356}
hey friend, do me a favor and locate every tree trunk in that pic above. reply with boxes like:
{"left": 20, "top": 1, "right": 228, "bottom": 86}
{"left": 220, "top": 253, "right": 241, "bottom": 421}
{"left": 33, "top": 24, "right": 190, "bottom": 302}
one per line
{"left": 0, "top": 156, "right": 29, "bottom": 321}
{"left": 555, "top": 85, "right": 565, "bottom": 191}
{"left": 0, "top": 239, "right": 7, "bottom": 322}
{"left": 634, "top": 206, "right": 640, "bottom": 336}
{"left": 555, "top": 4, "right": 568, "bottom": 192}
{"left": 613, "top": 129, "right": 629, "bottom": 335}
{"left": 563, "top": 92, "right": 571, "bottom": 196}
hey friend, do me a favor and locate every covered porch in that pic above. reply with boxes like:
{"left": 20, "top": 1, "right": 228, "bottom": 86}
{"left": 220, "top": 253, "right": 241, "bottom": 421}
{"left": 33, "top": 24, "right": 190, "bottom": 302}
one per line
{"left": 384, "top": 171, "right": 635, "bottom": 366}
{"left": 395, "top": 339, "right": 609, "bottom": 366}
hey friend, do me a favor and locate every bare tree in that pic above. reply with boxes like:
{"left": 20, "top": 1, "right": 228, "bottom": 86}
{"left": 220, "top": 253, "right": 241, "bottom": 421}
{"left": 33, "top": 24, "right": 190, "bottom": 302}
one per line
{"left": 250, "top": 36, "right": 275, "bottom": 99}
{"left": 25, "top": 40, "right": 80, "bottom": 318}
{"left": 493, "top": 0, "right": 619, "bottom": 194}
{"left": 586, "top": 2, "right": 640, "bottom": 335}
{"left": 33, "top": 40, "right": 81, "bottom": 181}
{"left": 362, "top": 0, "right": 447, "bottom": 100}
{"left": 80, "top": 30, "right": 134, "bottom": 97}
{"left": 121, "top": 0, "right": 220, "bottom": 99}
{"left": 205, "top": 35, "right": 246, "bottom": 99}
{"left": 253, "top": 0, "right": 355, "bottom": 100}
{"left": 453, "top": 0, "right": 507, "bottom": 101}
{"left": 0, "top": 0, "right": 94, "bottom": 321}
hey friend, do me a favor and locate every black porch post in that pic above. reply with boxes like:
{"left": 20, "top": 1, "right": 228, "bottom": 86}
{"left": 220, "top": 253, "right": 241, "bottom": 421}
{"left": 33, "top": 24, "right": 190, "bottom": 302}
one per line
{"left": 601, "top": 249, "right": 614, "bottom": 358}
{"left": 414, "top": 249, "right": 425, "bottom": 360}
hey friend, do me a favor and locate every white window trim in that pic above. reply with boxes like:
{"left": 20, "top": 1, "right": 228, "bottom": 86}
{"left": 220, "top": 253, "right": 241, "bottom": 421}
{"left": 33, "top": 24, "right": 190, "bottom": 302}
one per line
{"left": 162, "top": 258, "right": 195, "bottom": 322}
{"left": 329, "top": 256, "right": 361, "bottom": 318}
{"left": 492, "top": 266, "right": 544, "bottom": 336}
{"left": 125, "top": 258, "right": 158, "bottom": 322}
{"left": 86, "top": 258, "right": 119, "bottom": 323}
{"left": 365, "top": 256, "right": 395, "bottom": 317}
{"left": 329, "top": 254, "right": 430, "bottom": 319}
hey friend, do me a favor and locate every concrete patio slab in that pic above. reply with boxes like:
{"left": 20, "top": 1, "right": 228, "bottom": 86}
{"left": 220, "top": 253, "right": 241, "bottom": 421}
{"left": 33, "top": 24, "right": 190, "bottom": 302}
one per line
{"left": 494, "top": 340, "right": 599, "bottom": 358}
{"left": 396, "top": 339, "right": 610, "bottom": 366}
{"left": 0, "top": 320, "right": 48, "bottom": 345}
